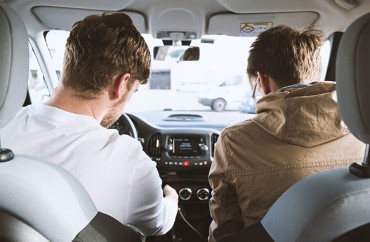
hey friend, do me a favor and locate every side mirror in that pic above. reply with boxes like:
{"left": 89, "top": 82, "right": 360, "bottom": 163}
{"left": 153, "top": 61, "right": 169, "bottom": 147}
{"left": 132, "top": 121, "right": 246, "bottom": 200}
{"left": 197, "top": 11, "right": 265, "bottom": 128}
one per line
{"left": 153, "top": 46, "right": 200, "bottom": 61}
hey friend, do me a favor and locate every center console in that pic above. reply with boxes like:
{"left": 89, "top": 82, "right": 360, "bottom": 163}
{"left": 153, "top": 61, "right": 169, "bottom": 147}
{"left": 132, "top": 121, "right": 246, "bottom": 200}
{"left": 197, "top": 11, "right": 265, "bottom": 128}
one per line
{"left": 145, "top": 129, "right": 219, "bottom": 241}
{"left": 148, "top": 130, "right": 219, "bottom": 172}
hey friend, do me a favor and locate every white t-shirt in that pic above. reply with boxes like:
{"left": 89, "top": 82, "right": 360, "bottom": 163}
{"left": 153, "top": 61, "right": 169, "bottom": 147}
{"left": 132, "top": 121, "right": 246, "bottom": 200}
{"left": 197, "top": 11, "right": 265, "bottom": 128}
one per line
{"left": 1, "top": 104, "right": 177, "bottom": 236}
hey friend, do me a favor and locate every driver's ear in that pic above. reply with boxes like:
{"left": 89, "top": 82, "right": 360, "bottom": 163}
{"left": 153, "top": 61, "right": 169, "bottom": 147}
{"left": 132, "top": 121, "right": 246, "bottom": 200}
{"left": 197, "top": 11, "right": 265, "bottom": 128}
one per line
{"left": 111, "top": 73, "right": 130, "bottom": 100}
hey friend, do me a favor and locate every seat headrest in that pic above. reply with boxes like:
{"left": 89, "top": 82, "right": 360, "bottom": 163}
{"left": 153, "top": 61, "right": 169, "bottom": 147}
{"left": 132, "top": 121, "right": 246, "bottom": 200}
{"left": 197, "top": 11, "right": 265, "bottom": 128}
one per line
{"left": 0, "top": 155, "right": 98, "bottom": 241}
{"left": 0, "top": 3, "right": 29, "bottom": 128}
{"left": 336, "top": 13, "right": 370, "bottom": 144}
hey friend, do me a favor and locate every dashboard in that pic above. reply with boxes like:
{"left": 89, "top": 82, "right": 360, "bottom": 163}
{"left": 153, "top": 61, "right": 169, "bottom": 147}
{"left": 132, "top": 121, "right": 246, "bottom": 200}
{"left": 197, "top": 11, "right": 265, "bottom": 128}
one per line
{"left": 112, "top": 112, "right": 220, "bottom": 241}
{"left": 111, "top": 111, "right": 254, "bottom": 241}
{"left": 127, "top": 112, "right": 220, "bottom": 200}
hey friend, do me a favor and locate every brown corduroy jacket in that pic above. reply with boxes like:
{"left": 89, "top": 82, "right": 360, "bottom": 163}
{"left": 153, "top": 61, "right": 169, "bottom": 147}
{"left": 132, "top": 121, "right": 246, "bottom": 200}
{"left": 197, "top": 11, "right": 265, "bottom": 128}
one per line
{"left": 208, "top": 81, "right": 366, "bottom": 242}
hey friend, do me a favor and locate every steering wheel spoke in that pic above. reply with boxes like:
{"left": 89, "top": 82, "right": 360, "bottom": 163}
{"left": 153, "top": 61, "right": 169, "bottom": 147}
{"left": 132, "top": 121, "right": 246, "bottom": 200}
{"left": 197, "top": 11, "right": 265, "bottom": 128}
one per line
{"left": 108, "top": 113, "right": 138, "bottom": 140}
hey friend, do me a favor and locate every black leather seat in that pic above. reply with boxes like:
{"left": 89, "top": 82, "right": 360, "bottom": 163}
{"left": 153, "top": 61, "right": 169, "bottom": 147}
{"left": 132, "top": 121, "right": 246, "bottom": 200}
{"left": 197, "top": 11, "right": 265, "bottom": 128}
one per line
{"left": 0, "top": 2, "right": 142, "bottom": 241}
{"left": 220, "top": 12, "right": 370, "bottom": 242}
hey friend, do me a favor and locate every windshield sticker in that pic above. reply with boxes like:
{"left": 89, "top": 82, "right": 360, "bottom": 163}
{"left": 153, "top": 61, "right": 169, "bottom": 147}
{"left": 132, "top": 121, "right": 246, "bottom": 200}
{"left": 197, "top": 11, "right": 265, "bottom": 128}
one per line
{"left": 240, "top": 22, "right": 273, "bottom": 37}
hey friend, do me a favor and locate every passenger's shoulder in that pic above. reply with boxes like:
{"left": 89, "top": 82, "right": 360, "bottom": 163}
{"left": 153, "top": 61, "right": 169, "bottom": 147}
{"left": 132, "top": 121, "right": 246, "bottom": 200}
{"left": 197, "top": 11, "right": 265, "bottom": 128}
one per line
{"left": 222, "top": 119, "right": 258, "bottom": 134}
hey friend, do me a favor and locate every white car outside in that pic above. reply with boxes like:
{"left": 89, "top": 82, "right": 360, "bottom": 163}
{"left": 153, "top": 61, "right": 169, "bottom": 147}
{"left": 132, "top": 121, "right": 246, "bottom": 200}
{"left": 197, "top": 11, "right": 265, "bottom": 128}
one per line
{"left": 198, "top": 74, "right": 251, "bottom": 111}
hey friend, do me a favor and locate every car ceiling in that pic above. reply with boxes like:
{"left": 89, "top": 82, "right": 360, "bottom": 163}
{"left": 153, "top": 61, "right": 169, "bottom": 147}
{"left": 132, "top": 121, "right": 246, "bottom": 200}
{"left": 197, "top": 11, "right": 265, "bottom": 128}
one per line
{"left": 4, "top": 0, "right": 370, "bottom": 40}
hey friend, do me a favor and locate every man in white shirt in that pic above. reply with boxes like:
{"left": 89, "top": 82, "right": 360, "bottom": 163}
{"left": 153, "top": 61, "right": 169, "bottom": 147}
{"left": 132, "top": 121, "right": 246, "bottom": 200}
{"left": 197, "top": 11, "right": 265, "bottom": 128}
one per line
{"left": 1, "top": 12, "right": 178, "bottom": 236}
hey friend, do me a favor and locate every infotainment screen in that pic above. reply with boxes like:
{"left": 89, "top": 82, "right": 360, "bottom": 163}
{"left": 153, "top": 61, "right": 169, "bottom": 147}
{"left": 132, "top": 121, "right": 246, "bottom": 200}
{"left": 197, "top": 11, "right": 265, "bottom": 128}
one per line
{"left": 172, "top": 136, "right": 203, "bottom": 156}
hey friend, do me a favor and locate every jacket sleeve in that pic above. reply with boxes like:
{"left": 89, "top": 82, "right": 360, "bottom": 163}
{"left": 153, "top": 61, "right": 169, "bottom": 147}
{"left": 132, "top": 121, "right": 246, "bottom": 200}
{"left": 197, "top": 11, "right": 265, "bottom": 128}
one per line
{"left": 208, "top": 131, "right": 244, "bottom": 242}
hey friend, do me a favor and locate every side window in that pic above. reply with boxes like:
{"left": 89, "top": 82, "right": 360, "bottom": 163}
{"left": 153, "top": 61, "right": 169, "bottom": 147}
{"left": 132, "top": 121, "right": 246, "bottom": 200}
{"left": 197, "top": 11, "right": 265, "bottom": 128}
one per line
{"left": 45, "top": 30, "right": 69, "bottom": 79}
{"left": 28, "top": 43, "right": 50, "bottom": 103}
{"left": 320, "top": 40, "right": 331, "bottom": 81}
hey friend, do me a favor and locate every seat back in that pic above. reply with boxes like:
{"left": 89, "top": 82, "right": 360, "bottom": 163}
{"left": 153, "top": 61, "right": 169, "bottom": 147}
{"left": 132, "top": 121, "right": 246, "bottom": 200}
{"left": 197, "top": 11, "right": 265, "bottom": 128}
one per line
{"left": 0, "top": 3, "right": 142, "bottom": 241}
{"left": 336, "top": 13, "right": 370, "bottom": 145}
{"left": 220, "top": 167, "right": 370, "bottom": 242}
{"left": 336, "top": 12, "right": 370, "bottom": 178}
{"left": 261, "top": 167, "right": 370, "bottom": 242}
{"left": 220, "top": 12, "right": 370, "bottom": 242}
{"left": 0, "top": 1, "right": 28, "bottom": 127}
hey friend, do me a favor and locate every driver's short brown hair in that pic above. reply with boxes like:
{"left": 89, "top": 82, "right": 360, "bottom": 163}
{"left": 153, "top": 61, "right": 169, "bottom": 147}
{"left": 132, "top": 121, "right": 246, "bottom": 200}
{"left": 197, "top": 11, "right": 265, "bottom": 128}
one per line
{"left": 62, "top": 12, "right": 151, "bottom": 99}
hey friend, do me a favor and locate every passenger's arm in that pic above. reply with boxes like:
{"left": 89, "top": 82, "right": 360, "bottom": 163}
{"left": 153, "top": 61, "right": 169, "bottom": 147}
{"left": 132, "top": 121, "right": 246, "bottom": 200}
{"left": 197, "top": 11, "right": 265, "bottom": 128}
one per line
{"left": 208, "top": 131, "right": 244, "bottom": 242}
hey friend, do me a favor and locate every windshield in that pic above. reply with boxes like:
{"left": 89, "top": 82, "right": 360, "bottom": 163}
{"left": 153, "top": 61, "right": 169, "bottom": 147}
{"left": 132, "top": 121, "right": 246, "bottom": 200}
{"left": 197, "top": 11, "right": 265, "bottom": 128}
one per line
{"left": 44, "top": 30, "right": 330, "bottom": 114}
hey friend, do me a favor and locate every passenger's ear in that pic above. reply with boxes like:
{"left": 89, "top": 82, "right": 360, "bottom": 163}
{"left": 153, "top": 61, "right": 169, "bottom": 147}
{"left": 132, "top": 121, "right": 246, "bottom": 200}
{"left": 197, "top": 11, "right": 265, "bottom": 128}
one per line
{"left": 111, "top": 73, "right": 130, "bottom": 100}
{"left": 257, "top": 72, "right": 271, "bottom": 95}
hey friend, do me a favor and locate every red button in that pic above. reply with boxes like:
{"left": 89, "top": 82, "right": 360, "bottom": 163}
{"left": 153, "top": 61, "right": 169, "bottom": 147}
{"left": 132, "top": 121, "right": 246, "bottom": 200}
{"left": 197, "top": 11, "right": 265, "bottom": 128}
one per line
{"left": 183, "top": 161, "right": 190, "bottom": 166}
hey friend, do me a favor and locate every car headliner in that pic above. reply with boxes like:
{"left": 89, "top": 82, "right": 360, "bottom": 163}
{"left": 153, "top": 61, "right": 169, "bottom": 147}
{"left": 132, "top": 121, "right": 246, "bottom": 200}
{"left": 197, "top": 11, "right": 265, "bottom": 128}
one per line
{"left": 6, "top": 0, "right": 370, "bottom": 39}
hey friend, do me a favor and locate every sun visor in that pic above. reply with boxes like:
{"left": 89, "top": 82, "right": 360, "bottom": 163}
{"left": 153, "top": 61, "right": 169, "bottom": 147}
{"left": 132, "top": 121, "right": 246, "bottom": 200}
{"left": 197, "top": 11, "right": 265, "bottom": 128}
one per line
{"left": 208, "top": 12, "right": 319, "bottom": 36}
{"left": 32, "top": 6, "right": 146, "bottom": 33}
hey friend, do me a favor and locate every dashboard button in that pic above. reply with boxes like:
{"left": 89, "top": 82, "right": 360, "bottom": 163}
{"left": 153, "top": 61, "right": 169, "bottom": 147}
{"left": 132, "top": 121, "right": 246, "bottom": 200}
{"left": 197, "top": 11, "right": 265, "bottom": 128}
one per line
{"left": 179, "top": 188, "right": 192, "bottom": 200}
{"left": 197, "top": 188, "right": 210, "bottom": 200}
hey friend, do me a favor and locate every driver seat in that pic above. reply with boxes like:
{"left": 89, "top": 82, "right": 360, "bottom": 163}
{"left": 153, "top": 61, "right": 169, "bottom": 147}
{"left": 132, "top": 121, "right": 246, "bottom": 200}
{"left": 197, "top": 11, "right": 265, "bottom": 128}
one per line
{"left": 0, "top": 2, "right": 142, "bottom": 241}
{"left": 219, "top": 12, "right": 370, "bottom": 242}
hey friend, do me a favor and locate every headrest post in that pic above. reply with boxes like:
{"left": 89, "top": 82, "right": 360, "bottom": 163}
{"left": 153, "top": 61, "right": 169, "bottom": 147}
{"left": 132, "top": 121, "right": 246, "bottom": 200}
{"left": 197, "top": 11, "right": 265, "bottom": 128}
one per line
{"left": 349, "top": 144, "right": 370, "bottom": 178}
{"left": 363, "top": 144, "right": 370, "bottom": 166}
{"left": 0, "top": 131, "right": 14, "bottom": 162}
{"left": 0, "top": 148, "right": 14, "bottom": 162}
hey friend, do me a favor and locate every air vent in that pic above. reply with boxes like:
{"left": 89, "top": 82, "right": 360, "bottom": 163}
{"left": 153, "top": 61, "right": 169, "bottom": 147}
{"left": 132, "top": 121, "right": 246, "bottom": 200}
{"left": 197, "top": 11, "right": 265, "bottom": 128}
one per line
{"left": 211, "top": 133, "right": 219, "bottom": 158}
{"left": 164, "top": 114, "right": 207, "bottom": 121}
{"left": 147, "top": 133, "right": 161, "bottom": 158}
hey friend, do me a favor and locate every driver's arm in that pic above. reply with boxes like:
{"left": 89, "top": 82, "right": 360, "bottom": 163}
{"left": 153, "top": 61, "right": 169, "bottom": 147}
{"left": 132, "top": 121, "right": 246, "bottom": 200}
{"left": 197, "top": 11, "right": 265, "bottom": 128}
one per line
{"left": 125, "top": 146, "right": 178, "bottom": 236}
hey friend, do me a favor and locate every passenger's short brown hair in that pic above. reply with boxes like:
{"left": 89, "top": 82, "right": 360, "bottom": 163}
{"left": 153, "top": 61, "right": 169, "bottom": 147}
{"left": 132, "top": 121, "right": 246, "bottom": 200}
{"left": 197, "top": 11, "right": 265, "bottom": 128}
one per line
{"left": 247, "top": 25, "right": 323, "bottom": 87}
{"left": 62, "top": 12, "right": 151, "bottom": 99}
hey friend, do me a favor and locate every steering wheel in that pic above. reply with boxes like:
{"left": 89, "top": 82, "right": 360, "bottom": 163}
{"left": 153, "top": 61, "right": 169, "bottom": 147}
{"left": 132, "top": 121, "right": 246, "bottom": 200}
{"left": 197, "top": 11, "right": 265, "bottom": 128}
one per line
{"left": 108, "top": 113, "right": 138, "bottom": 140}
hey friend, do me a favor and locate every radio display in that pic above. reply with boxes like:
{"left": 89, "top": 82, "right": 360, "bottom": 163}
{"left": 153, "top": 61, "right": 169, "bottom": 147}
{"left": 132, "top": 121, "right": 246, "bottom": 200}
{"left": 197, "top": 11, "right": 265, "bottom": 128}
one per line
{"left": 171, "top": 136, "right": 203, "bottom": 156}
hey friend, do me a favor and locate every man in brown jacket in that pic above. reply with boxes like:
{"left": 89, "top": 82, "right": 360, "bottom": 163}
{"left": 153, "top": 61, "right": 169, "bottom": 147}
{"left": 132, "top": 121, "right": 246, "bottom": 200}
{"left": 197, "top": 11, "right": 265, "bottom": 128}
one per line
{"left": 208, "top": 25, "right": 366, "bottom": 242}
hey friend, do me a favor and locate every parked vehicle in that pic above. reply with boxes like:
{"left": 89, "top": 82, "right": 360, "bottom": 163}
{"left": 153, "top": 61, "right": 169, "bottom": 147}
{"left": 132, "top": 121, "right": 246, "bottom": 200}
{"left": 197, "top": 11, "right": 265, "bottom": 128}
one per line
{"left": 198, "top": 75, "right": 250, "bottom": 111}
{"left": 239, "top": 89, "right": 258, "bottom": 114}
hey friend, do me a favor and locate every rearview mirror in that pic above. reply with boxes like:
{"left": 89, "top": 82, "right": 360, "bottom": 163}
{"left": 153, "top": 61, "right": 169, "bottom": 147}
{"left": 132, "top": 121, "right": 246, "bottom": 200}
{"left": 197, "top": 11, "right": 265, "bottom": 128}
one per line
{"left": 153, "top": 46, "right": 200, "bottom": 61}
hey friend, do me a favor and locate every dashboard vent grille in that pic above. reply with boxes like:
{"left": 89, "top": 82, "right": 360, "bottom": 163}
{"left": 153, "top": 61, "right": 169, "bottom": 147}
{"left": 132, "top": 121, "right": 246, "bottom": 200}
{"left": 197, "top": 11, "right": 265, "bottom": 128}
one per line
{"left": 148, "top": 133, "right": 161, "bottom": 158}
{"left": 211, "top": 133, "right": 219, "bottom": 158}
{"left": 164, "top": 114, "right": 206, "bottom": 121}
